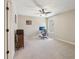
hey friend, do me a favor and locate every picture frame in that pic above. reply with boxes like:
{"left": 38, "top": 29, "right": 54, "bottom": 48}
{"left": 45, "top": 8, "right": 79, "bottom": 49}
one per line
{"left": 26, "top": 20, "right": 32, "bottom": 25}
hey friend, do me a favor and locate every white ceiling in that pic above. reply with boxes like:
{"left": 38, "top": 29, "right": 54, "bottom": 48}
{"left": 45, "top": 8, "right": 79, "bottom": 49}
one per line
{"left": 13, "top": 0, "right": 75, "bottom": 17}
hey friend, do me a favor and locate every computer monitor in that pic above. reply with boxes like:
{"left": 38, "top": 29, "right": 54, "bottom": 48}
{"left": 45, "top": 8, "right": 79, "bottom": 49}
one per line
{"left": 39, "top": 26, "right": 45, "bottom": 31}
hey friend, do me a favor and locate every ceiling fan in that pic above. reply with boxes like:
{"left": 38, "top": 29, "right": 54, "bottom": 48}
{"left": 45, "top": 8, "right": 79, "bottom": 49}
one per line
{"left": 32, "top": 0, "right": 52, "bottom": 15}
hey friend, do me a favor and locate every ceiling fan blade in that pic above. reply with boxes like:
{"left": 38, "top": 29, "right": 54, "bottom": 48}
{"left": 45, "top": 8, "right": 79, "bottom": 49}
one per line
{"left": 45, "top": 12, "right": 52, "bottom": 14}
{"left": 32, "top": 0, "right": 42, "bottom": 9}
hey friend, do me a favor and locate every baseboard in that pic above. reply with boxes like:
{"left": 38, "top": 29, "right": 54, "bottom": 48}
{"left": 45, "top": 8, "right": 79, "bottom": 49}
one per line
{"left": 56, "top": 38, "right": 75, "bottom": 45}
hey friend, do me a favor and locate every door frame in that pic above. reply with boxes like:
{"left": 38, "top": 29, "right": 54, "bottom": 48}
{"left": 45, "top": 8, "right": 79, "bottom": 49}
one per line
{"left": 4, "top": 0, "right": 10, "bottom": 59}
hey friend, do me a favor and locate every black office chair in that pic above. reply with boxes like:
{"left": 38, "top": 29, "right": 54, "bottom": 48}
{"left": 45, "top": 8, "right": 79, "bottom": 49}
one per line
{"left": 39, "top": 29, "right": 48, "bottom": 39}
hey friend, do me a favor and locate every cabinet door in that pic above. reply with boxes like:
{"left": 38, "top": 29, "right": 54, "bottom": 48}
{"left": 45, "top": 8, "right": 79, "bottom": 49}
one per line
{"left": 18, "top": 35, "right": 24, "bottom": 48}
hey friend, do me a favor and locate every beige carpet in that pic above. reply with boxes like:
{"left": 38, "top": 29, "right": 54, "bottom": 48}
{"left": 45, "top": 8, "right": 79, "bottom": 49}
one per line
{"left": 14, "top": 38, "right": 75, "bottom": 59}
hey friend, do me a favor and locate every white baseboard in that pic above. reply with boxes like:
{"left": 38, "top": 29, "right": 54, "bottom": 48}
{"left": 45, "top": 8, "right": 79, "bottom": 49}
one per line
{"left": 56, "top": 38, "right": 75, "bottom": 45}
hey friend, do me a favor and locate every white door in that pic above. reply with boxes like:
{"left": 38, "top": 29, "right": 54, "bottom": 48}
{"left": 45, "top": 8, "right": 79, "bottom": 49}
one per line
{"left": 5, "top": 0, "right": 16, "bottom": 59}
{"left": 48, "top": 18, "right": 55, "bottom": 38}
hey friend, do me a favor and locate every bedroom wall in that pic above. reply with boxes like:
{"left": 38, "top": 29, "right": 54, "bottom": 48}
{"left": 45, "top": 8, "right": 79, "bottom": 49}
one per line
{"left": 52, "top": 10, "right": 75, "bottom": 44}
{"left": 17, "top": 15, "right": 46, "bottom": 40}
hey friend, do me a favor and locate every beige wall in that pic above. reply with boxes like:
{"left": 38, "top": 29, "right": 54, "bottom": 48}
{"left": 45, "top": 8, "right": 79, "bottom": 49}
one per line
{"left": 17, "top": 15, "right": 46, "bottom": 40}
{"left": 52, "top": 10, "right": 75, "bottom": 43}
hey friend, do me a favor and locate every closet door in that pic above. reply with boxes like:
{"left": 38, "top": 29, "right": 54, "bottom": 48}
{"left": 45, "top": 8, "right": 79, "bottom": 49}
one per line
{"left": 48, "top": 18, "right": 55, "bottom": 38}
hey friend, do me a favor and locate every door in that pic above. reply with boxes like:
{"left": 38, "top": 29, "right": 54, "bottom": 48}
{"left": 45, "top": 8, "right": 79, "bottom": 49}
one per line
{"left": 48, "top": 18, "right": 55, "bottom": 38}
{"left": 5, "top": 0, "right": 10, "bottom": 59}
{"left": 5, "top": 0, "right": 16, "bottom": 59}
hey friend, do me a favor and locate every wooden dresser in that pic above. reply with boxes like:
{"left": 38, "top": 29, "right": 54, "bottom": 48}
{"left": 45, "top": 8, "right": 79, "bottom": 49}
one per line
{"left": 15, "top": 29, "right": 24, "bottom": 50}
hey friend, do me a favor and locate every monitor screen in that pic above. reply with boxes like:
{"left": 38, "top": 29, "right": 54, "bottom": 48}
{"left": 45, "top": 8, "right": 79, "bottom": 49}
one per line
{"left": 39, "top": 27, "right": 45, "bottom": 31}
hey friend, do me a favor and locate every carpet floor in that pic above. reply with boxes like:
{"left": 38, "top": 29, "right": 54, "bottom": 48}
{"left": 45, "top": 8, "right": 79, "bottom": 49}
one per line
{"left": 14, "top": 38, "right": 75, "bottom": 59}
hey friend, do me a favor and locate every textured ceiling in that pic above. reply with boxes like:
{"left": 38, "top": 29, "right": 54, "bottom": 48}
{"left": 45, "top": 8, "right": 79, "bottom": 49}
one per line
{"left": 13, "top": 0, "right": 75, "bottom": 17}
